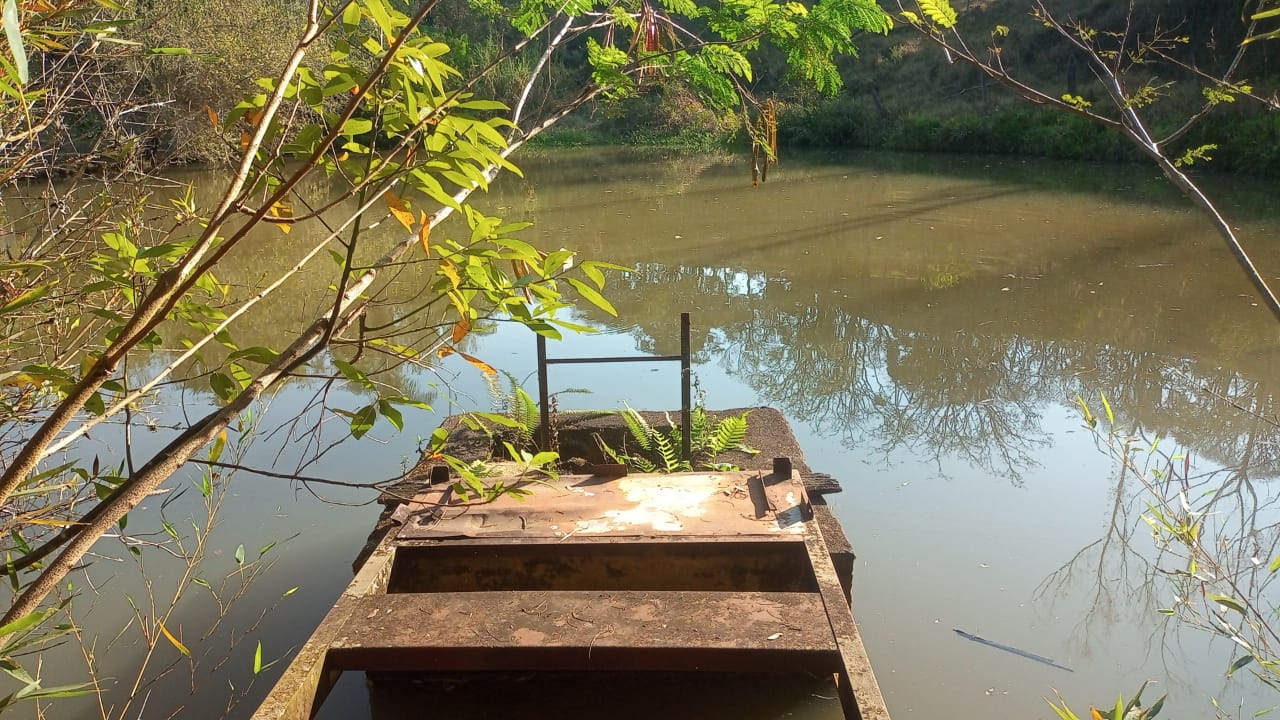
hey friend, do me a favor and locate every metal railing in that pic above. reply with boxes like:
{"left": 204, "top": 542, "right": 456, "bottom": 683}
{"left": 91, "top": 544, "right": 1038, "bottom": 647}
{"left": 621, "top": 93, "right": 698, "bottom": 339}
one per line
{"left": 536, "top": 312, "right": 692, "bottom": 460}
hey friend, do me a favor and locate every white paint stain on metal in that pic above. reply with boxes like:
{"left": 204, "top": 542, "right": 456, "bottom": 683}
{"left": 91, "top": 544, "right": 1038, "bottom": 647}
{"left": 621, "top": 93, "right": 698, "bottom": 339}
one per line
{"left": 574, "top": 475, "right": 721, "bottom": 534}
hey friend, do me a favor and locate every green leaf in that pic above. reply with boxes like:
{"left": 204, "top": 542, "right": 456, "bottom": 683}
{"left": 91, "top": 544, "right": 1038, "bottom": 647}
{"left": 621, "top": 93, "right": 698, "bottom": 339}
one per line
{"left": 378, "top": 400, "right": 404, "bottom": 431}
{"left": 566, "top": 278, "right": 617, "bottom": 316}
{"left": 209, "top": 430, "right": 227, "bottom": 464}
{"left": 1210, "top": 594, "right": 1247, "bottom": 614}
{"left": 210, "top": 372, "right": 237, "bottom": 402}
{"left": 0, "top": 609, "right": 54, "bottom": 644}
{"left": 2, "top": 0, "right": 28, "bottom": 85}
{"left": 341, "top": 0, "right": 361, "bottom": 30}
{"left": 234, "top": 544, "right": 245, "bottom": 565}
{"left": 253, "top": 641, "right": 263, "bottom": 674}
{"left": 918, "top": 0, "right": 957, "bottom": 28}
{"left": 349, "top": 405, "right": 377, "bottom": 439}
{"left": 332, "top": 359, "right": 373, "bottom": 389}
{"left": 229, "top": 346, "right": 280, "bottom": 365}
{"left": 0, "top": 283, "right": 54, "bottom": 316}
{"left": 1229, "top": 654, "right": 1256, "bottom": 676}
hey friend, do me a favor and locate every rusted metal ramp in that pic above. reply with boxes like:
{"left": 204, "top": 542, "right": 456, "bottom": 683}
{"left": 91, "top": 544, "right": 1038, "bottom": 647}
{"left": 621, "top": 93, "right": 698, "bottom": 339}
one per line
{"left": 253, "top": 466, "right": 889, "bottom": 720}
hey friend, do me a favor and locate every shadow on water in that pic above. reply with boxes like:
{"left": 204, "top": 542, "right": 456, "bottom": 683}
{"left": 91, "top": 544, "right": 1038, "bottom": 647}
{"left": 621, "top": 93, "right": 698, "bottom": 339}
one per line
{"left": 28, "top": 148, "right": 1280, "bottom": 720}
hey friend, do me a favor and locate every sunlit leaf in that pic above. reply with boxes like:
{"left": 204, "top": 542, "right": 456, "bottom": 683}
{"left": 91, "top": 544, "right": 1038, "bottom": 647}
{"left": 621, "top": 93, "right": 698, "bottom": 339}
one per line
{"left": 253, "top": 641, "right": 263, "bottom": 674}
{"left": 566, "top": 278, "right": 617, "bottom": 316}
{"left": 439, "top": 260, "right": 460, "bottom": 289}
{"left": 209, "top": 430, "right": 227, "bottom": 464}
{"left": 349, "top": 405, "right": 377, "bottom": 439}
{"left": 384, "top": 191, "right": 414, "bottom": 231}
{"left": 452, "top": 316, "right": 470, "bottom": 344}
{"left": 1210, "top": 594, "right": 1246, "bottom": 614}
{"left": 157, "top": 620, "right": 190, "bottom": 656}
{"left": 2, "top": 0, "right": 28, "bottom": 85}
{"left": 418, "top": 210, "right": 431, "bottom": 255}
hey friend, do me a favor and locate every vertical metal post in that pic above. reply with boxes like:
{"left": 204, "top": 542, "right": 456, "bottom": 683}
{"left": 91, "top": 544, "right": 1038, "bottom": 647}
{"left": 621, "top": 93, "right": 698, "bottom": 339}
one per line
{"left": 536, "top": 333, "right": 550, "bottom": 450}
{"left": 680, "top": 312, "right": 691, "bottom": 463}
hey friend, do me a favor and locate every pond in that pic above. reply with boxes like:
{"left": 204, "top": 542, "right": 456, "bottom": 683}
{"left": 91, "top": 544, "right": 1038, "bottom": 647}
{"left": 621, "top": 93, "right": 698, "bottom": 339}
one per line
{"left": 33, "top": 147, "right": 1280, "bottom": 719}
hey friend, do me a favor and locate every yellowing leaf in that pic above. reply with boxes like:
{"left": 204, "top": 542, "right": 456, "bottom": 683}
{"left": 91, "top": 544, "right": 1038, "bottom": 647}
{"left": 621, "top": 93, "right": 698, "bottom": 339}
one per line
{"left": 158, "top": 620, "right": 190, "bottom": 656}
{"left": 436, "top": 346, "right": 495, "bottom": 375}
{"left": 1089, "top": 710, "right": 1104, "bottom": 720}
{"left": 23, "top": 518, "right": 78, "bottom": 527}
{"left": 439, "top": 260, "right": 460, "bottom": 289}
{"left": 203, "top": 105, "right": 218, "bottom": 129}
{"left": 452, "top": 316, "right": 470, "bottom": 344}
{"left": 239, "top": 132, "right": 251, "bottom": 153}
{"left": 384, "top": 192, "right": 414, "bottom": 231}
{"left": 418, "top": 211, "right": 431, "bottom": 255}
{"left": 268, "top": 199, "right": 293, "bottom": 234}
{"left": 458, "top": 350, "right": 496, "bottom": 375}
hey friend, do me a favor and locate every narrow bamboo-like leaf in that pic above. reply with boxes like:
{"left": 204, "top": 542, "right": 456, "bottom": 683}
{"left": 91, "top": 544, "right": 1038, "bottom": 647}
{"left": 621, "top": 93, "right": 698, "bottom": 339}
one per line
{"left": 157, "top": 620, "right": 190, "bottom": 656}
{"left": 253, "top": 641, "right": 263, "bottom": 674}
{"left": 1229, "top": 654, "right": 1256, "bottom": 676}
{"left": 1100, "top": 392, "right": 1114, "bottom": 426}
{"left": 209, "top": 430, "right": 227, "bottom": 464}
{"left": 2, "top": 0, "right": 28, "bottom": 85}
{"left": 0, "top": 283, "right": 53, "bottom": 316}
{"left": 418, "top": 211, "right": 431, "bottom": 255}
{"left": 1210, "top": 594, "right": 1246, "bottom": 614}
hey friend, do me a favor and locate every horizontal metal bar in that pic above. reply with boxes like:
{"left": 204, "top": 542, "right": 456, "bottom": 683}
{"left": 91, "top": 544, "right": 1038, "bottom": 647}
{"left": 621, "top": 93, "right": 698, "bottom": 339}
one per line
{"left": 545, "top": 355, "right": 683, "bottom": 365}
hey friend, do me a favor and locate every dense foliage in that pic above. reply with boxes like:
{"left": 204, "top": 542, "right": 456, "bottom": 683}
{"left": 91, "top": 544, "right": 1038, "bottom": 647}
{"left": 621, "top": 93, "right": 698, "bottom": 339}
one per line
{"left": 0, "top": 0, "right": 892, "bottom": 715}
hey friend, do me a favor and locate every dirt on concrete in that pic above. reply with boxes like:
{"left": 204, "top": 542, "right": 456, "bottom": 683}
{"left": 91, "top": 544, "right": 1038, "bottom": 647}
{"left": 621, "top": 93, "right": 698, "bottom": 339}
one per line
{"left": 359, "top": 407, "right": 852, "bottom": 578}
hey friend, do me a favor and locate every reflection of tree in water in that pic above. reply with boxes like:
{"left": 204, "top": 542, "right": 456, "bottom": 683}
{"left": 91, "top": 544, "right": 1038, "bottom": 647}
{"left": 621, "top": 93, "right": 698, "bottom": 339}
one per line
{"left": 1031, "top": 430, "right": 1280, "bottom": 701}
{"left": 592, "top": 262, "right": 1280, "bottom": 486}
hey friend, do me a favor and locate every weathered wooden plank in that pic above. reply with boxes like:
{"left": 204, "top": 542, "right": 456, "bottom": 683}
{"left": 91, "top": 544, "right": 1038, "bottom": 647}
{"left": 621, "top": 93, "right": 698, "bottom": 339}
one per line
{"left": 251, "top": 529, "right": 397, "bottom": 720}
{"left": 386, "top": 541, "right": 818, "bottom": 594}
{"left": 802, "top": 493, "right": 891, "bottom": 720}
{"left": 329, "top": 590, "right": 839, "bottom": 674}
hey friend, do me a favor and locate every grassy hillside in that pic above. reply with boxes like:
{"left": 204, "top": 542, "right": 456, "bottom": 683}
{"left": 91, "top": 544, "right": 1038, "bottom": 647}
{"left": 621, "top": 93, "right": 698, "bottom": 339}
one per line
{"left": 771, "top": 0, "right": 1280, "bottom": 173}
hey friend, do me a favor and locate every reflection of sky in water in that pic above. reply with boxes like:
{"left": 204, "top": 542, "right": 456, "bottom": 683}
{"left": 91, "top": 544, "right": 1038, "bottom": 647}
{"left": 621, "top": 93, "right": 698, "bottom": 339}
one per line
{"left": 42, "top": 149, "right": 1280, "bottom": 720}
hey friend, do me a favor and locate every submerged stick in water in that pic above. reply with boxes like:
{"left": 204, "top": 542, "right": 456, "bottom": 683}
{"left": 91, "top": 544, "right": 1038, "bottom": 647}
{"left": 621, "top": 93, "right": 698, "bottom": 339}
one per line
{"left": 953, "top": 628, "right": 1074, "bottom": 672}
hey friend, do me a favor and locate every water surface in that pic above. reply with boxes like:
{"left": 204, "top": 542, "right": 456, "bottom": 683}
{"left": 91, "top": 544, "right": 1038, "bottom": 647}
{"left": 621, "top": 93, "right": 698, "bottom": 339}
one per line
{"left": 36, "top": 148, "right": 1280, "bottom": 719}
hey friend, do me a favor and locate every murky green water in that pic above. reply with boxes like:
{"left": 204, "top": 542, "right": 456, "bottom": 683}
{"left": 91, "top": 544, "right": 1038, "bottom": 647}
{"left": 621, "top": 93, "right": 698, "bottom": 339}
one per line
{"left": 31, "top": 148, "right": 1280, "bottom": 719}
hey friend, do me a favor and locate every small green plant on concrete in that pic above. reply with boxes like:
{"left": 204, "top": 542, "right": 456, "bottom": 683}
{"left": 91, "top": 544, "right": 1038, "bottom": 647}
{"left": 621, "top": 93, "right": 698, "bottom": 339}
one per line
{"left": 600, "top": 405, "right": 757, "bottom": 473}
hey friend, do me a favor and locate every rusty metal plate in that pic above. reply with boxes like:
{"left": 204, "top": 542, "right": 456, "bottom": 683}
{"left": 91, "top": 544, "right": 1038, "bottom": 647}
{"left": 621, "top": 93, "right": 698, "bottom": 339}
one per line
{"left": 330, "top": 590, "right": 839, "bottom": 674}
{"left": 395, "top": 471, "right": 810, "bottom": 541}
